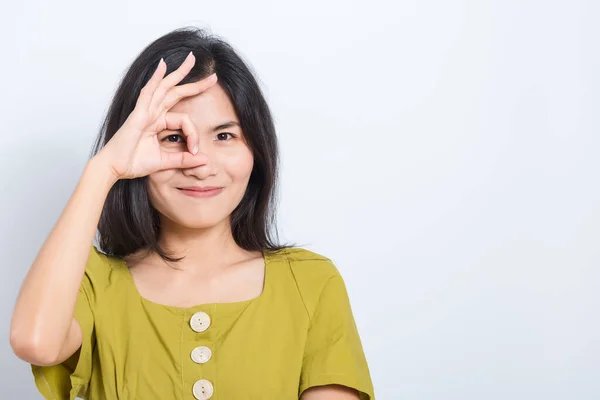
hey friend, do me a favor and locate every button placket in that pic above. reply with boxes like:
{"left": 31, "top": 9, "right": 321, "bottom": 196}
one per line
{"left": 188, "top": 310, "right": 215, "bottom": 399}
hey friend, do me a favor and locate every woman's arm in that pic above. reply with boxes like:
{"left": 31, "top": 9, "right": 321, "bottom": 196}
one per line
{"left": 300, "top": 384, "right": 360, "bottom": 400}
{"left": 9, "top": 155, "right": 118, "bottom": 366}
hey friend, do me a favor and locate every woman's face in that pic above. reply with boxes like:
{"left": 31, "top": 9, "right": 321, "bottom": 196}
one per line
{"left": 147, "top": 84, "right": 254, "bottom": 230}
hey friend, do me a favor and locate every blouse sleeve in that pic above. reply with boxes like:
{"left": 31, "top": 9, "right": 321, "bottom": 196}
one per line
{"left": 299, "top": 261, "right": 375, "bottom": 400}
{"left": 30, "top": 245, "right": 103, "bottom": 400}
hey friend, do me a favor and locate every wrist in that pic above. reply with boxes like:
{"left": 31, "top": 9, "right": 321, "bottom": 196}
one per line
{"left": 86, "top": 153, "right": 120, "bottom": 190}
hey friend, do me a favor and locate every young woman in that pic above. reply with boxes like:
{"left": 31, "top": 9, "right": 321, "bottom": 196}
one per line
{"left": 10, "top": 26, "right": 375, "bottom": 400}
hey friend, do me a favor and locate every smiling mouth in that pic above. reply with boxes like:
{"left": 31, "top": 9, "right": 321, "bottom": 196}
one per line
{"left": 177, "top": 187, "right": 224, "bottom": 198}
{"left": 177, "top": 186, "right": 223, "bottom": 192}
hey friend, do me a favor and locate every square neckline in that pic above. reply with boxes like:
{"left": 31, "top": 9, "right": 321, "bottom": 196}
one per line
{"left": 113, "top": 250, "right": 273, "bottom": 313}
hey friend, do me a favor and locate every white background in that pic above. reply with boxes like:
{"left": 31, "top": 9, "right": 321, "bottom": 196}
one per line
{"left": 1, "top": 1, "right": 599, "bottom": 399}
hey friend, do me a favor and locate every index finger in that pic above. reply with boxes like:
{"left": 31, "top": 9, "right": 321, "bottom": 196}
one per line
{"left": 160, "top": 150, "right": 209, "bottom": 171}
{"left": 164, "top": 112, "right": 199, "bottom": 155}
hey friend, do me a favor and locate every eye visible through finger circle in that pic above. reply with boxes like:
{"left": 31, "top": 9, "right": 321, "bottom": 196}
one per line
{"left": 161, "top": 132, "right": 186, "bottom": 143}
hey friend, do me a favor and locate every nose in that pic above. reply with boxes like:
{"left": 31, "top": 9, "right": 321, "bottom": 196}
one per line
{"left": 181, "top": 138, "right": 218, "bottom": 179}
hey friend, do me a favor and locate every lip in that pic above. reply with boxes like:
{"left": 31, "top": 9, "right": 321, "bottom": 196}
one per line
{"left": 177, "top": 187, "right": 223, "bottom": 198}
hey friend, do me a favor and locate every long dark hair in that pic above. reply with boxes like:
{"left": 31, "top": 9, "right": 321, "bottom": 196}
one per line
{"left": 90, "top": 26, "right": 296, "bottom": 262}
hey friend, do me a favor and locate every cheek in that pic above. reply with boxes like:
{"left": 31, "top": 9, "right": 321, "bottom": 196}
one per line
{"left": 147, "top": 170, "right": 178, "bottom": 204}
{"left": 149, "top": 169, "right": 177, "bottom": 184}
{"left": 222, "top": 149, "right": 254, "bottom": 181}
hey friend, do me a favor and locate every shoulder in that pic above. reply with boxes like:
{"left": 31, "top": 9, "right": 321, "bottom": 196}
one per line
{"left": 267, "top": 247, "right": 345, "bottom": 319}
{"left": 79, "top": 245, "right": 121, "bottom": 298}
{"left": 268, "top": 247, "right": 340, "bottom": 280}
{"left": 84, "top": 245, "right": 117, "bottom": 275}
{"left": 87, "top": 245, "right": 114, "bottom": 267}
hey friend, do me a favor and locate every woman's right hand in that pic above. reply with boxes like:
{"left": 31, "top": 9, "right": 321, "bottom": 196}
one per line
{"left": 96, "top": 51, "right": 218, "bottom": 180}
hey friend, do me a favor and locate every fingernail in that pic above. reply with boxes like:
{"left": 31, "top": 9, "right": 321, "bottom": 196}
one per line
{"left": 187, "top": 51, "right": 194, "bottom": 59}
{"left": 193, "top": 145, "right": 198, "bottom": 155}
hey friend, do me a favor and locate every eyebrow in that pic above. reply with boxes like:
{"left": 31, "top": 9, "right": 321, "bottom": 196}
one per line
{"left": 210, "top": 121, "right": 240, "bottom": 132}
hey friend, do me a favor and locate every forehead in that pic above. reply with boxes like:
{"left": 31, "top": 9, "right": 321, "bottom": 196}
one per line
{"left": 170, "top": 83, "right": 238, "bottom": 125}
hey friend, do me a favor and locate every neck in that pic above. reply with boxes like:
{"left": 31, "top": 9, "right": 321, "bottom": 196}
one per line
{"left": 152, "top": 217, "right": 248, "bottom": 273}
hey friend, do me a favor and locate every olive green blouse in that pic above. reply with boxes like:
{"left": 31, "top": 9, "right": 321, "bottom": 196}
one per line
{"left": 30, "top": 246, "right": 375, "bottom": 399}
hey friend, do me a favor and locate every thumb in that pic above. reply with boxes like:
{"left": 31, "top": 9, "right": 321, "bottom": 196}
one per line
{"left": 159, "top": 151, "right": 209, "bottom": 171}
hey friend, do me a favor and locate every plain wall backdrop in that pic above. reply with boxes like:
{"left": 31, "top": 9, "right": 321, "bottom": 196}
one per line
{"left": 1, "top": 0, "right": 599, "bottom": 399}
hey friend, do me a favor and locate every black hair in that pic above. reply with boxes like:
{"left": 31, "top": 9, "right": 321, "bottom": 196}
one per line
{"left": 90, "top": 26, "right": 297, "bottom": 262}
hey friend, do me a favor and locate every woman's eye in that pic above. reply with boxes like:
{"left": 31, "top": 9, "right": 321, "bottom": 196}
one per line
{"left": 163, "top": 134, "right": 185, "bottom": 143}
{"left": 215, "top": 132, "right": 235, "bottom": 141}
